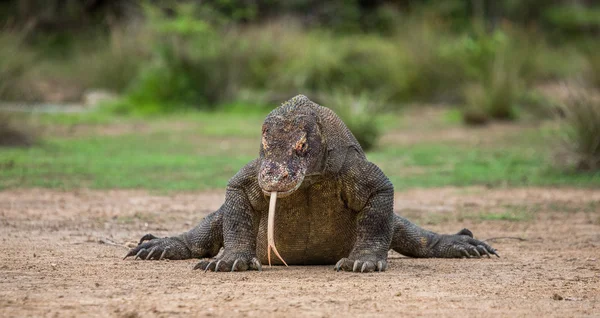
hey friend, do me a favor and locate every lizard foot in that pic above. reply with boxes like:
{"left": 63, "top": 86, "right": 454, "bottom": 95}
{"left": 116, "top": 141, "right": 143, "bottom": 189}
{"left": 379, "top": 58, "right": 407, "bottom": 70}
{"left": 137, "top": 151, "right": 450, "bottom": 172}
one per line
{"left": 334, "top": 256, "right": 387, "bottom": 273}
{"left": 124, "top": 234, "right": 191, "bottom": 260}
{"left": 193, "top": 253, "right": 262, "bottom": 272}
{"left": 431, "top": 228, "right": 499, "bottom": 258}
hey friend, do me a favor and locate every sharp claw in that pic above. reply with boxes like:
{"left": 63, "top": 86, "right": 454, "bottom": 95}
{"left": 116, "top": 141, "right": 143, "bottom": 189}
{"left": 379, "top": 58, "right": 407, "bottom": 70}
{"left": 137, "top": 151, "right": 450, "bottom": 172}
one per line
{"left": 159, "top": 248, "right": 168, "bottom": 260}
{"left": 204, "top": 261, "right": 215, "bottom": 273}
{"left": 250, "top": 257, "right": 262, "bottom": 272}
{"left": 123, "top": 250, "right": 135, "bottom": 260}
{"left": 360, "top": 262, "right": 369, "bottom": 273}
{"left": 479, "top": 246, "right": 492, "bottom": 258}
{"left": 231, "top": 259, "right": 240, "bottom": 272}
{"left": 251, "top": 258, "right": 263, "bottom": 272}
{"left": 377, "top": 261, "right": 383, "bottom": 272}
{"left": 334, "top": 259, "right": 343, "bottom": 272}
{"left": 493, "top": 250, "right": 500, "bottom": 258}
{"left": 135, "top": 248, "right": 146, "bottom": 260}
{"left": 472, "top": 248, "right": 481, "bottom": 258}
{"left": 352, "top": 260, "right": 360, "bottom": 272}
{"left": 215, "top": 260, "right": 223, "bottom": 272}
{"left": 193, "top": 261, "right": 205, "bottom": 270}
{"left": 460, "top": 248, "right": 470, "bottom": 258}
{"left": 145, "top": 247, "right": 157, "bottom": 260}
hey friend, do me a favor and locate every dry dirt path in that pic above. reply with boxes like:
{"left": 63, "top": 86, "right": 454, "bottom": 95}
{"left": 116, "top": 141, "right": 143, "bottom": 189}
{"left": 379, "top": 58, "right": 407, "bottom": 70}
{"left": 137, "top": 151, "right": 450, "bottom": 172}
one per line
{"left": 1, "top": 187, "right": 599, "bottom": 317}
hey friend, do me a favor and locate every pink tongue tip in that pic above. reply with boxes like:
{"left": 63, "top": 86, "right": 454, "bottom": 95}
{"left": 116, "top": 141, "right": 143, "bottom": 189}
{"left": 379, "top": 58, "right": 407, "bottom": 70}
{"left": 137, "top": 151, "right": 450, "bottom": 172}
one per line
{"left": 267, "top": 191, "right": 288, "bottom": 267}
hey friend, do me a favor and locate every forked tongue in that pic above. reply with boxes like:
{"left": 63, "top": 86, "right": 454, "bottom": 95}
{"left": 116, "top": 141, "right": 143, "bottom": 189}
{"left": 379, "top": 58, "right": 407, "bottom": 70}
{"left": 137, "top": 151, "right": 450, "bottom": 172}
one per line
{"left": 268, "top": 191, "right": 288, "bottom": 267}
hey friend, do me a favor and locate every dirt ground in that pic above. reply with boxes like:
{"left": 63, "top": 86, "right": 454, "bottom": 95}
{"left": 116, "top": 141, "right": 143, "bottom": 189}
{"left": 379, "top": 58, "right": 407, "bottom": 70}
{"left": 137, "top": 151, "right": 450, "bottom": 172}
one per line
{"left": 1, "top": 187, "right": 599, "bottom": 317}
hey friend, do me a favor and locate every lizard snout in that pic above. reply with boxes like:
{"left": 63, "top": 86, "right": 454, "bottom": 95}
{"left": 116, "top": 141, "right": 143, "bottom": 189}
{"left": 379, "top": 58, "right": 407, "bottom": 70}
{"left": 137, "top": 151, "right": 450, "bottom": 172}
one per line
{"left": 258, "top": 160, "right": 305, "bottom": 195}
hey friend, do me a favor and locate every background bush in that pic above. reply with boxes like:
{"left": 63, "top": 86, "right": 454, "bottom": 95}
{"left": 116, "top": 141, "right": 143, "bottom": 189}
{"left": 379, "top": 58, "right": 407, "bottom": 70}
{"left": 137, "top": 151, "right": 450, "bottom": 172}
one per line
{"left": 0, "top": 0, "right": 596, "bottom": 118}
{"left": 0, "top": 33, "right": 38, "bottom": 101}
{"left": 324, "top": 91, "right": 385, "bottom": 151}
{"left": 557, "top": 91, "right": 600, "bottom": 171}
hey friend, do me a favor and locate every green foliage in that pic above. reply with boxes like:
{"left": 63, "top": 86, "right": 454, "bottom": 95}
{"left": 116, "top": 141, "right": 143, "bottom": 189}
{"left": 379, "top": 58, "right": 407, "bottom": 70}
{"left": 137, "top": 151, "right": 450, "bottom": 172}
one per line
{"left": 461, "top": 84, "right": 490, "bottom": 125}
{"left": 450, "top": 30, "right": 558, "bottom": 123}
{"left": 0, "top": 33, "right": 38, "bottom": 101}
{"left": 97, "top": 8, "right": 579, "bottom": 115}
{"left": 483, "top": 57, "right": 522, "bottom": 120}
{"left": 115, "top": 15, "right": 471, "bottom": 113}
{"left": 392, "top": 18, "right": 465, "bottom": 101}
{"left": 325, "top": 91, "right": 384, "bottom": 151}
{"left": 0, "top": 1, "right": 591, "bottom": 115}
{"left": 557, "top": 91, "right": 600, "bottom": 171}
{"left": 543, "top": 5, "right": 600, "bottom": 33}
{"left": 582, "top": 45, "right": 600, "bottom": 89}
{"left": 74, "top": 29, "right": 145, "bottom": 94}
{"left": 117, "top": 4, "right": 248, "bottom": 113}
{"left": 439, "top": 31, "right": 509, "bottom": 82}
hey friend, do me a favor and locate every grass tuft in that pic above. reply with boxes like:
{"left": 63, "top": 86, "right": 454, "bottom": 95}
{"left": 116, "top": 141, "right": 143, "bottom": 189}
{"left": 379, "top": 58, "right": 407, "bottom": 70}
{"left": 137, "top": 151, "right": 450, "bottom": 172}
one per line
{"left": 557, "top": 90, "right": 600, "bottom": 171}
{"left": 461, "top": 84, "right": 491, "bottom": 125}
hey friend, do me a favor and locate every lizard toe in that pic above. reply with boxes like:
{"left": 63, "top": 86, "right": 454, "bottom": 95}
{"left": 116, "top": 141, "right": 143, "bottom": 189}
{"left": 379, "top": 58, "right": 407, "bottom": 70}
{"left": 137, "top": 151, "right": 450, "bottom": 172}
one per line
{"left": 198, "top": 254, "right": 260, "bottom": 272}
{"left": 360, "top": 261, "right": 375, "bottom": 273}
{"left": 436, "top": 234, "right": 499, "bottom": 258}
{"left": 335, "top": 257, "right": 387, "bottom": 273}
{"left": 125, "top": 235, "right": 191, "bottom": 261}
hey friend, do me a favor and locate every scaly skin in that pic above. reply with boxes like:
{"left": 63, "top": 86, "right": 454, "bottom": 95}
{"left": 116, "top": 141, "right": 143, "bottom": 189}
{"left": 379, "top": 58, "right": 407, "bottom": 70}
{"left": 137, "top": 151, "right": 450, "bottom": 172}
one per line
{"left": 125, "top": 95, "right": 498, "bottom": 272}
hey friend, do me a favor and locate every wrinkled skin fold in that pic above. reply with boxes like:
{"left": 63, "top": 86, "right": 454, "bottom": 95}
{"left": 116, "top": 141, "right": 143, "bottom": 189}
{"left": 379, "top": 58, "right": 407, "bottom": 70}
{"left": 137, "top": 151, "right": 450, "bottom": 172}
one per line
{"left": 125, "top": 95, "right": 499, "bottom": 272}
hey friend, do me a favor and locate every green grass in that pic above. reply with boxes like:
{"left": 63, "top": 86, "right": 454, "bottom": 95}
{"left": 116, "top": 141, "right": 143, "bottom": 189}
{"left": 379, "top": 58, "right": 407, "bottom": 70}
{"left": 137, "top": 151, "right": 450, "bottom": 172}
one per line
{"left": 371, "top": 141, "right": 599, "bottom": 190}
{"left": 0, "top": 111, "right": 266, "bottom": 191}
{"left": 1, "top": 110, "right": 599, "bottom": 192}
{"left": 475, "top": 207, "right": 534, "bottom": 222}
{"left": 0, "top": 135, "right": 254, "bottom": 190}
{"left": 410, "top": 205, "right": 535, "bottom": 226}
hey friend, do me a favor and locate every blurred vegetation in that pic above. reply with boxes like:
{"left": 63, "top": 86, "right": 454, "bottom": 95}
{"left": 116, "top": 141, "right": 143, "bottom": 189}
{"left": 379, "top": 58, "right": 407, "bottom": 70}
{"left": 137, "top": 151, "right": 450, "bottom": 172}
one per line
{"left": 0, "top": 32, "right": 38, "bottom": 101}
{"left": 1, "top": 110, "right": 598, "bottom": 191}
{"left": 324, "top": 91, "right": 385, "bottom": 151}
{"left": 556, "top": 91, "right": 600, "bottom": 172}
{"left": 0, "top": 112, "right": 37, "bottom": 147}
{"left": 1, "top": 0, "right": 597, "bottom": 109}
{"left": 1, "top": 0, "right": 600, "bottom": 188}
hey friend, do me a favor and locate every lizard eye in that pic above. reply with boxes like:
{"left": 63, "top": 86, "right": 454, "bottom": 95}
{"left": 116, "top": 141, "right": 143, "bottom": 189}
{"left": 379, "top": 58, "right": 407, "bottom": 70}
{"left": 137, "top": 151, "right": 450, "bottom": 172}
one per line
{"left": 295, "top": 136, "right": 308, "bottom": 156}
{"left": 295, "top": 143, "right": 307, "bottom": 156}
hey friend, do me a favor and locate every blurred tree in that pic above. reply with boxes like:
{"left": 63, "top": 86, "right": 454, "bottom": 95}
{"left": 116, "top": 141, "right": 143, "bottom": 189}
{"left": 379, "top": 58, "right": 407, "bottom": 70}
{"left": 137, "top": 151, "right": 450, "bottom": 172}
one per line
{"left": 1, "top": 0, "right": 599, "bottom": 35}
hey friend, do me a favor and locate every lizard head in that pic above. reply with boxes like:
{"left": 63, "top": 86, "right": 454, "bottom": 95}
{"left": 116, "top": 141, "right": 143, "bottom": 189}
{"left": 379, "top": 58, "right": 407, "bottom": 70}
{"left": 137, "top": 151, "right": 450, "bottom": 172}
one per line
{"left": 258, "top": 99, "right": 325, "bottom": 198}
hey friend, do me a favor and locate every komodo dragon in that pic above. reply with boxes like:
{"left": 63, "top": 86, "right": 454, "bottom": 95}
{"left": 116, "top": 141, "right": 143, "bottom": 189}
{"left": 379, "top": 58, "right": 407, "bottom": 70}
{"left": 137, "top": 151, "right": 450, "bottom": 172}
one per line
{"left": 124, "top": 95, "right": 498, "bottom": 272}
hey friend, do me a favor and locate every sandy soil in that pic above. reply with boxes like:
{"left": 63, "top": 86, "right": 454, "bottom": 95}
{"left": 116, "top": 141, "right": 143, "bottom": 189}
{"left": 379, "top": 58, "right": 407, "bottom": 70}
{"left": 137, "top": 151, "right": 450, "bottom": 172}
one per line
{"left": 1, "top": 187, "right": 599, "bottom": 317}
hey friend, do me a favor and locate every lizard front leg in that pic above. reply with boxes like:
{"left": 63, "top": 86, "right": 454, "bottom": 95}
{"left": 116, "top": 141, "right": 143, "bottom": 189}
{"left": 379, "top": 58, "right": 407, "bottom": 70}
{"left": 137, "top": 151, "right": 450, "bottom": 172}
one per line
{"left": 335, "top": 155, "right": 395, "bottom": 273}
{"left": 124, "top": 210, "right": 223, "bottom": 261}
{"left": 193, "top": 186, "right": 262, "bottom": 272}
